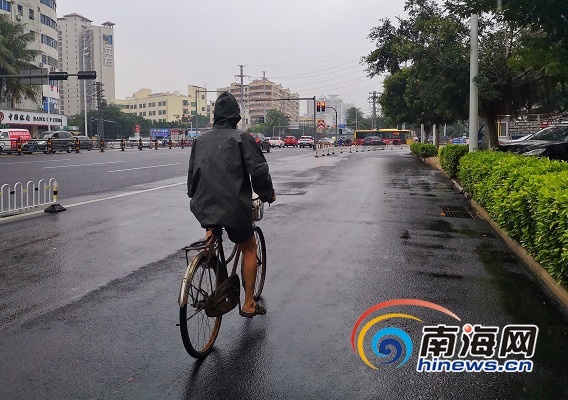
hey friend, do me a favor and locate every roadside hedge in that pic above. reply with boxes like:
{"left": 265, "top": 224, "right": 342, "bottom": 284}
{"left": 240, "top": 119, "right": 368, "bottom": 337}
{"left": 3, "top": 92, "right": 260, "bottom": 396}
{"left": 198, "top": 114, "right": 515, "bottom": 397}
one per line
{"left": 457, "top": 151, "right": 568, "bottom": 284}
{"left": 410, "top": 143, "right": 438, "bottom": 158}
{"left": 438, "top": 144, "right": 469, "bottom": 178}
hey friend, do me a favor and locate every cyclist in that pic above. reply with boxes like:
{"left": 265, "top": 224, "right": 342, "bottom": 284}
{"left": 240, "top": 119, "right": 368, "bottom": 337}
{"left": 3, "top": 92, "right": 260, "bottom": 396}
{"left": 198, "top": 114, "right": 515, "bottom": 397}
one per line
{"left": 187, "top": 91, "right": 275, "bottom": 317}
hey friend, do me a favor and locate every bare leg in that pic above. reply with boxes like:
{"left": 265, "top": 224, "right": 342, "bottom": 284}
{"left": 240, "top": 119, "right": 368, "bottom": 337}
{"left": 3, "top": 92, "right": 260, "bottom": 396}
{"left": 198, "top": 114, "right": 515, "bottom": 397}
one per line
{"left": 238, "top": 235, "right": 257, "bottom": 314}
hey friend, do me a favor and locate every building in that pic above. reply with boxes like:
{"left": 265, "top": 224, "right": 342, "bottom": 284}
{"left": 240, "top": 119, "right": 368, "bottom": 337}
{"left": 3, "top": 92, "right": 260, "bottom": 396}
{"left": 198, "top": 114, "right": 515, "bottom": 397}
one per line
{"left": 217, "top": 79, "right": 300, "bottom": 129}
{"left": 307, "top": 95, "right": 347, "bottom": 130}
{"left": 112, "top": 85, "right": 208, "bottom": 124}
{"left": 0, "top": 0, "right": 67, "bottom": 136}
{"left": 57, "top": 13, "right": 116, "bottom": 117}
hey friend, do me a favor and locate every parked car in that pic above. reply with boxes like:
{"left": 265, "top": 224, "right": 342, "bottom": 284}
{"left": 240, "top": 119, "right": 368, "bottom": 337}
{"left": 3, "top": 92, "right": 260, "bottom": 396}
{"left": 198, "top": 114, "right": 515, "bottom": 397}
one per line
{"left": 318, "top": 137, "right": 335, "bottom": 145}
{"left": 362, "top": 136, "right": 386, "bottom": 146}
{"left": 0, "top": 129, "right": 35, "bottom": 154}
{"left": 269, "top": 136, "right": 285, "bottom": 148}
{"left": 74, "top": 135, "right": 94, "bottom": 150}
{"left": 298, "top": 136, "right": 315, "bottom": 148}
{"left": 503, "top": 133, "right": 535, "bottom": 143}
{"left": 35, "top": 130, "right": 78, "bottom": 153}
{"left": 497, "top": 124, "right": 568, "bottom": 160}
{"left": 250, "top": 133, "right": 271, "bottom": 153}
{"left": 284, "top": 136, "right": 298, "bottom": 147}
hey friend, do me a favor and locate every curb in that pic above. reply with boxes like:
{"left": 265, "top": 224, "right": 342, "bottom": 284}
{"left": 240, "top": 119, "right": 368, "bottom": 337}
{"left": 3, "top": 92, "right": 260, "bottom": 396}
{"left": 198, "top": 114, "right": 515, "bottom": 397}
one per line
{"left": 421, "top": 155, "right": 568, "bottom": 311}
{"left": 468, "top": 196, "right": 568, "bottom": 311}
{"left": 452, "top": 179, "right": 568, "bottom": 314}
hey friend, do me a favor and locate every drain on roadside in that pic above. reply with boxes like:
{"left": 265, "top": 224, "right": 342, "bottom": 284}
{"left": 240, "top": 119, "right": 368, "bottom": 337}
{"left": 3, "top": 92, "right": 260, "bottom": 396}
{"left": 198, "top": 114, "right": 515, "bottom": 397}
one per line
{"left": 440, "top": 205, "right": 475, "bottom": 219}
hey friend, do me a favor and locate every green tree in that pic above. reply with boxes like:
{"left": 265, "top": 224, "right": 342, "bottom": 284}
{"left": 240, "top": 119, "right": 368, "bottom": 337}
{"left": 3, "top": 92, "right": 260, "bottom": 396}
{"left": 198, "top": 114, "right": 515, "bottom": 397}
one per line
{"left": 364, "top": 0, "right": 469, "bottom": 129}
{"left": 0, "top": 15, "right": 41, "bottom": 106}
{"left": 364, "top": 0, "right": 567, "bottom": 148}
{"left": 345, "top": 107, "right": 370, "bottom": 130}
{"left": 266, "top": 109, "right": 290, "bottom": 130}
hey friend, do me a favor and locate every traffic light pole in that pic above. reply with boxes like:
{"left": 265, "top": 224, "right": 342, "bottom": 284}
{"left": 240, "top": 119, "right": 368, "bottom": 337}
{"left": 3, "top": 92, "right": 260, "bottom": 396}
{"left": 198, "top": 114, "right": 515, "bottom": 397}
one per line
{"left": 327, "top": 106, "right": 338, "bottom": 138}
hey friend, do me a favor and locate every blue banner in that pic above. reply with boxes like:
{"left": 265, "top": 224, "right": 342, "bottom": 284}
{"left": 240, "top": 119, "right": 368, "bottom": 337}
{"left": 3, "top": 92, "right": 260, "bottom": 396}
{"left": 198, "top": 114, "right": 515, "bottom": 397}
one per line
{"left": 150, "top": 128, "right": 170, "bottom": 138}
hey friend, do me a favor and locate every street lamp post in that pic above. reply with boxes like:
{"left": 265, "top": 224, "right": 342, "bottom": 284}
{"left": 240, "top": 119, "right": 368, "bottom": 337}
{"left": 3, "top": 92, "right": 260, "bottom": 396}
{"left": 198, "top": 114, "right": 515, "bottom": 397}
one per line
{"left": 83, "top": 47, "right": 89, "bottom": 138}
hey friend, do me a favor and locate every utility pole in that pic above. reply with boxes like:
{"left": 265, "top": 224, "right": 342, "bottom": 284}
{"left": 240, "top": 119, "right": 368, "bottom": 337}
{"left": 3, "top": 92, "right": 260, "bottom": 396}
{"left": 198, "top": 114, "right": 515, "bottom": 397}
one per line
{"left": 369, "top": 91, "right": 379, "bottom": 130}
{"left": 236, "top": 65, "right": 246, "bottom": 129}
{"left": 262, "top": 71, "right": 266, "bottom": 124}
{"left": 95, "top": 82, "right": 105, "bottom": 140}
{"left": 469, "top": 14, "right": 479, "bottom": 151}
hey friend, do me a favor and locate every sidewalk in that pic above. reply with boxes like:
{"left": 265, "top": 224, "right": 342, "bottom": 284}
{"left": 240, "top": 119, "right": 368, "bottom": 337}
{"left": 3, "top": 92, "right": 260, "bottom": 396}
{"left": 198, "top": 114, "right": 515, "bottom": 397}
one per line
{"left": 423, "top": 154, "right": 568, "bottom": 312}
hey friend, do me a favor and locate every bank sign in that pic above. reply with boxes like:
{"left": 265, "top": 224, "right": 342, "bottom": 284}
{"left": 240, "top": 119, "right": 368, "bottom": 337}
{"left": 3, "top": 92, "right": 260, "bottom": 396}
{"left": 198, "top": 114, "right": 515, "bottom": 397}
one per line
{"left": 0, "top": 109, "right": 67, "bottom": 127}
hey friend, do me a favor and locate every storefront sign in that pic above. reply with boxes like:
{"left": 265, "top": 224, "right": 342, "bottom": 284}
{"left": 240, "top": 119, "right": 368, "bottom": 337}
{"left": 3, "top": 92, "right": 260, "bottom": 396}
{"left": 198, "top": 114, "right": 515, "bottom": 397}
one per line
{"left": 0, "top": 109, "right": 67, "bottom": 127}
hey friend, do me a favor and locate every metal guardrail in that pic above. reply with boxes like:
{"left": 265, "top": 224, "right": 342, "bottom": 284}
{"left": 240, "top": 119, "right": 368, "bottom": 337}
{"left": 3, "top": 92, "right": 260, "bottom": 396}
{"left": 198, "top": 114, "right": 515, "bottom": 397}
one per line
{"left": 0, "top": 178, "right": 58, "bottom": 215}
{"left": 314, "top": 143, "right": 389, "bottom": 157}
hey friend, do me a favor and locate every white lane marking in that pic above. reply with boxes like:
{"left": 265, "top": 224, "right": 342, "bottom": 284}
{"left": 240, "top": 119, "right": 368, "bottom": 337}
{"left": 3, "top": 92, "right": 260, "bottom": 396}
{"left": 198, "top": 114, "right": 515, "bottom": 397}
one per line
{"left": 108, "top": 163, "right": 181, "bottom": 173}
{"left": 0, "top": 182, "right": 186, "bottom": 222}
{"left": 42, "top": 161, "right": 125, "bottom": 169}
{"left": 1, "top": 158, "right": 72, "bottom": 165}
{"left": 64, "top": 182, "right": 185, "bottom": 207}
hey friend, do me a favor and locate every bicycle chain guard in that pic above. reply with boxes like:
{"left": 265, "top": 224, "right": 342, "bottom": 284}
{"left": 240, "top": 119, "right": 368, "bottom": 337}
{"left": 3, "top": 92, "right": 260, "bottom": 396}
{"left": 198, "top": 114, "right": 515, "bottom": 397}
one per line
{"left": 204, "top": 274, "right": 241, "bottom": 317}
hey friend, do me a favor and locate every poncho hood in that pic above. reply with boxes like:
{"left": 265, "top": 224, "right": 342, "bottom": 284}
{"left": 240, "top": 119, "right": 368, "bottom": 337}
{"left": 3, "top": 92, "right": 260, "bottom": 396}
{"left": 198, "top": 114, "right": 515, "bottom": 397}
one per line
{"left": 213, "top": 91, "right": 242, "bottom": 129}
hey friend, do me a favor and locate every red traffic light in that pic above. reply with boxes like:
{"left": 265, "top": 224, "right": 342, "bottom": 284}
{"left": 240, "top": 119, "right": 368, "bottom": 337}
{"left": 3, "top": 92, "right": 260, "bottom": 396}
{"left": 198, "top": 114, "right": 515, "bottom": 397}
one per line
{"left": 321, "top": 102, "right": 326, "bottom": 112}
{"left": 316, "top": 102, "right": 321, "bottom": 112}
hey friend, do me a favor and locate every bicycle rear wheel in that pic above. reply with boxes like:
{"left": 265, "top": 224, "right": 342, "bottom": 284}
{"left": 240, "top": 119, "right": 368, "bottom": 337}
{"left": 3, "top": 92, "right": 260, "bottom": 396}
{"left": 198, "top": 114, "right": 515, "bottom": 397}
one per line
{"left": 179, "top": 252, "right": 221, "bottom": 358}
{"left": 253, "top": 226, "right": 266, "bottom": 300}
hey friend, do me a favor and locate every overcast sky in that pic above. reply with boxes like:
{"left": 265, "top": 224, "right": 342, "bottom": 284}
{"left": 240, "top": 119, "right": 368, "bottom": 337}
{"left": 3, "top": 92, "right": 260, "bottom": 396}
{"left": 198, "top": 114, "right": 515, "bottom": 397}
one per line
{"left": 58, "top": 1, "right": 409, "bottom": 116}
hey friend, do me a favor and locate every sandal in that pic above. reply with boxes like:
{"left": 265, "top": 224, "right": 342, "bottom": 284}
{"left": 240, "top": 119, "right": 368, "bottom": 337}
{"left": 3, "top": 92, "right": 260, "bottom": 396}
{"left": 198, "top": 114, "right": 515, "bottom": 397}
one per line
{"left": 239, "top": 303, "right": 267, "bottom": 318}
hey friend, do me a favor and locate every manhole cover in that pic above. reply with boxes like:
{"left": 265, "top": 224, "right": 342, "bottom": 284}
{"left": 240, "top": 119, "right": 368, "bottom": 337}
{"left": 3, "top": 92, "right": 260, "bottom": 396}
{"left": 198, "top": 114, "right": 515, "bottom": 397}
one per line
{"left": 440, "top": 205, "right": 475, "bottom": 219}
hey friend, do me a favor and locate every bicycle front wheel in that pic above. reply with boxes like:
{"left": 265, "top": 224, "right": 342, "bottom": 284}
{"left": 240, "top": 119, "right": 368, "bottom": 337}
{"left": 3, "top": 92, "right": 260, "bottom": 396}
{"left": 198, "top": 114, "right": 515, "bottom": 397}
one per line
{"left": 253, "top": 226, "right": 267, "bottom": 300}
{"left": 179, "top": 252, "right": 221, "bottom": 358}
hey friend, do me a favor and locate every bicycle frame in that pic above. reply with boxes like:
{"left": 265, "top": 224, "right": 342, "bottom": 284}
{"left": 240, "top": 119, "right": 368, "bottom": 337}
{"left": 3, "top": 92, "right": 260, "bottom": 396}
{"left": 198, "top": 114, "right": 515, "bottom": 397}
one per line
{"left": 178, "top": 225, "right": 248, "bottom": 308}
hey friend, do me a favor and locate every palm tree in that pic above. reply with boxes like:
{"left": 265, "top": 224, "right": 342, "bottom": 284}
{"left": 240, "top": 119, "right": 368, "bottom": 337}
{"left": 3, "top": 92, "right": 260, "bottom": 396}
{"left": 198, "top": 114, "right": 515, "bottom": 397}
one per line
{"left": 0, "top": 15, "right": 41, "bottom": 107}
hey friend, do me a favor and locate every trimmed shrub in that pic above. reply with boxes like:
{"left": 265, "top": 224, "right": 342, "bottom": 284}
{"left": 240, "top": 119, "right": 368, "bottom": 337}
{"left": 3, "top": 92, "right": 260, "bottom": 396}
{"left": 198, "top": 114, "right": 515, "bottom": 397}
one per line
{"left": 410, "top": 143, "right": 438, "bottom": 158}
{"left": 439, "top": 144, "right": 469, "bottom": 178}
{"left": 457, "top": 150, "right": 568, "bottom": 284}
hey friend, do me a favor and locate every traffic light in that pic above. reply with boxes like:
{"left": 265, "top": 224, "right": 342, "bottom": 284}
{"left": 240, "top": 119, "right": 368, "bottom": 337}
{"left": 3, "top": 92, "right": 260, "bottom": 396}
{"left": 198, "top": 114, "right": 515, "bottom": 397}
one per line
{"left": 321, "top": 102, "right": 326, "bottom": 112}
{"left": 316, "top": 102, "right": 321, "bottom": 112}
{"left": 77, "top": 71, "right": 97, "bottom": 80}
{"left": 48, "top": 72, "right": 69, "bottom": 80}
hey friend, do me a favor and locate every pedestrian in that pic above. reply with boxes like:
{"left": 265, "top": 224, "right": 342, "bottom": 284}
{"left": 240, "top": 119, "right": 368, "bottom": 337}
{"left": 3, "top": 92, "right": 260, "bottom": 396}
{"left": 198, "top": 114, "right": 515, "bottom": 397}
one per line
{"left": 187, "top": 91, "right": 276, "bottom": 317}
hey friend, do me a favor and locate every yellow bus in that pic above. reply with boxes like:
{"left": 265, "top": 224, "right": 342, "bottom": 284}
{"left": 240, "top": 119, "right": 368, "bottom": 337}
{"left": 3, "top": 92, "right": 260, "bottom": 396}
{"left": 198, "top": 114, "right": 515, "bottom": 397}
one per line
{"left": 354, "top": 129, "right": 412, "bottom": 145}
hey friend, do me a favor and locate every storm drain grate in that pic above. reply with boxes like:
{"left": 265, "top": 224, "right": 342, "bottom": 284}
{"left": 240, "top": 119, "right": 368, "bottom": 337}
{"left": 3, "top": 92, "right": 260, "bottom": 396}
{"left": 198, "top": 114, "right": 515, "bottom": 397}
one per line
{"left": 440, "top": 205, "right": 475, "bottom": 219}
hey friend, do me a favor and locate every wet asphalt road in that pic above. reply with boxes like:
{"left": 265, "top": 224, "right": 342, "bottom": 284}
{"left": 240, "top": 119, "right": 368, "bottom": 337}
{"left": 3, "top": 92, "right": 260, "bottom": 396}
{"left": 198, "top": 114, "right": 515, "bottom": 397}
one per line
{"left": 0, "top": 146, "right": 567, "bottom": 399}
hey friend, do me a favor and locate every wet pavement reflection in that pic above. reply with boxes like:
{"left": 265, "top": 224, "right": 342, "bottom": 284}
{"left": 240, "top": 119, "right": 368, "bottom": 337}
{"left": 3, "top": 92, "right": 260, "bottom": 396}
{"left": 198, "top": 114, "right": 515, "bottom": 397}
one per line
{"left": 0, "top": 147, "right": 566, "bottom": 399}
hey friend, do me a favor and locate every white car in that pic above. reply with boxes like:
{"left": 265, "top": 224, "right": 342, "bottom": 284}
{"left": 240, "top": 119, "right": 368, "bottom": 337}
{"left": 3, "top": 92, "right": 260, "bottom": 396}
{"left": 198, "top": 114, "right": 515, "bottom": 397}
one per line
{"left": 269, "top": 136, "right": 285, "bottom": 148}
{"left": 298, "top": 136, "right": 315, "bottom": 148}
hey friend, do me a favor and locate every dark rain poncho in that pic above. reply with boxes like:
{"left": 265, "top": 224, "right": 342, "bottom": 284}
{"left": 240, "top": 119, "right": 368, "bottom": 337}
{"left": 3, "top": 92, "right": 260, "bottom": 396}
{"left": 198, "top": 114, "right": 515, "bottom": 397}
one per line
{"left": 187, "top": 92, "right": 274, "bottom": 231}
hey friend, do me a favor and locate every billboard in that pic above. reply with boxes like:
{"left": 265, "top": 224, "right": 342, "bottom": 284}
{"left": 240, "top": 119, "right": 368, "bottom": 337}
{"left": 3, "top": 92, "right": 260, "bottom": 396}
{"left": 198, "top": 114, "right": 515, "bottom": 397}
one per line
{"left": 150, "top": 128, "right": 170, "bottom": 138}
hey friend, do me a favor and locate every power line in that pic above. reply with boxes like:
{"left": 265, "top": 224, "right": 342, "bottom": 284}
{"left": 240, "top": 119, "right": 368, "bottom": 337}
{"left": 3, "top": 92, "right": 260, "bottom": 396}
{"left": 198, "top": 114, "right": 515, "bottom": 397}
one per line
{"left": 294, "top": 77, "right": 373, "bottom": 94}
{"left": 270, "top": 61, "right": 363, "bottom": 79}
{"left": 248, "top": 43, "right": 373, "bottom": 67}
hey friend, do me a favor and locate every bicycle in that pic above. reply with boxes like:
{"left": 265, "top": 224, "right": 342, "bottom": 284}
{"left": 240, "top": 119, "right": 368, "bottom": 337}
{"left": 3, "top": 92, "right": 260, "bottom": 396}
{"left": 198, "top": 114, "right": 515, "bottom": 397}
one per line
{"left": 177, "top": 197, "right": 267, "bottom": 358}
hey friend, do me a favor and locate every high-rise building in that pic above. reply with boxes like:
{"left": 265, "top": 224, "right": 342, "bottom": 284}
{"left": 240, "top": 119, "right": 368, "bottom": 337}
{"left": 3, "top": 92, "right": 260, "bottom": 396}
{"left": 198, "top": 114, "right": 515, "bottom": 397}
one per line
{"left": 307, "top": 94, "right": 346, "bottom": 129}
{"left": 57, "top": 13, "right": 115, "bottom": 117}
{"left": 217, "top": 79, "right": 299, "bottom": 129}
{"left": 0, "top": 0, "right": 67, "bottom": 135}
